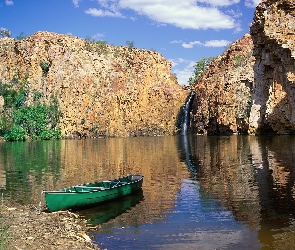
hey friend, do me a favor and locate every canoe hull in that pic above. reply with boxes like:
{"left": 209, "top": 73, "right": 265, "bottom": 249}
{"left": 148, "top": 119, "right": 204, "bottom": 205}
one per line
{"left": 44, "top": 175, "right": 143, "bottom": 212}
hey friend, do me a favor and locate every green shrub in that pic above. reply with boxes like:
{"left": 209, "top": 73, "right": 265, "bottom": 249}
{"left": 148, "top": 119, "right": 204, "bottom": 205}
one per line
{"left": 84, "top": 38, "right": 109, "bottom": 55}
{"left": 234, "top": 55, "right": 243, "bottom": 67}
{"left": 33, "top": 90, "right": 43, "bottom": 102}
{"left": 16, "top": 32, "right": 27, "bottom": 40}
{"left": 126, "top": 40, "right": 134, "bottom": 49}
{"left": 47, "top": 95, "right": 61, "bottom": 128}
{"left": 4, "top": 125, "right": 26, "bottom": 141}
{"left": 39, "top": 129, "right": 61, "bottom": 140}
{"left": 0, "top": 28, "right": 12, "bottom": 38}
{"left": 14, "top": 89, "right": 27, "bottom": 108}
{"left": 0, "top": 81, "right": 27, "bottom": 108}
{"left": 10, "top": 103, "right": 61, "bottom": 140}
{"left": 13, "top": 105, "right": 48, "bottom": 138}
{"left": 0, "top": 85, "right": 17, "bottom": 108}
{"left": 188, "top": 57, "right": 214, "bottom": 85}
{"left": 40, "top": 60, "right": 50, "bottom": 76}
{"left": 0, "top": 79, "right": 62, "bottom": 141}
{"left": 0, "top": 115, "right": 12, "bottom": 137}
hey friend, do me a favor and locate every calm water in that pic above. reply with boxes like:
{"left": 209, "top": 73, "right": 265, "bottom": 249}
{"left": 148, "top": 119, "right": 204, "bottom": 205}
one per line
{"left": 1, "top": 135, "right": 295, "bottom": 249}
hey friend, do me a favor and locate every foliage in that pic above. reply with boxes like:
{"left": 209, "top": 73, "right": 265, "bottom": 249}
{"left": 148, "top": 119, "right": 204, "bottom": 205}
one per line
{"left": 13, "top": 90, "right": 27, "bottom": 108}
{"left": 10, "top": 103, "right": 61, "bottom": 140}
{"left": 84, "top": 37, "right": 108, "bottom": 55}
{"left": 188, "top": 57, "right": 214, "bottom": 85}
{"left": 0, "top": 86, "right": 17, "bottom": 107}
{"left": 95, "top": 40, "right": 107, "bottom": 48}
{"left": 126, "top": 40, "right": 134, "bottom": 49}
{"left": 0, "top": 78, "right": 27, "bottom": 108}
{"left": 47, "top": 94, "right": 61, "bottom": 129}
{"left": 234, "top": 55, "right": 243, "bottom": 67}
{"left": 0, "top": 28, "right": 12, "bottom": 38}
{"left": 13, "top": 105, "right": 48, "bottom": 138}
{"left": 16, "top": 32, "right": 27, "bottom": 40}
{"left": 4, "top": 125, "right": 26, "bottom": 141}
{"left": 84, "top": 36, "right": 95, "bottom": 43}
{"left": 40, "top": 60, "right": 50, "bottom": 76}
{"left": 33, "top": 90, "right": 43, "bottom": 102}
{"left": 0, "top": 114, "right": 12, "bottom": 137}
{"left": 39, "top": 129, "right": 61, "bottom": 140}
{"left": 0, "top": 79, "right": 62, "bottom": 141}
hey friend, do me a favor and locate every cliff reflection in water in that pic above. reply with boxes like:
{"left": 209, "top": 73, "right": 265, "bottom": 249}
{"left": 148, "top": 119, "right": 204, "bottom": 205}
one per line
{"left": 0, "top": 137, "right": 187, "bottom": 223}
{"left": 1, "top": 135, "right": 295, "bottom": 248}
{"left": 183, "top": 135, "right": 295, "bottom": 248}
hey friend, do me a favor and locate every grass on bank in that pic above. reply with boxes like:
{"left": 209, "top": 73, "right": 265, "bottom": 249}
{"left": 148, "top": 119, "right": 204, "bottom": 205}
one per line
{"left": 0, "top": 216, "right": 10, "bottom": 250}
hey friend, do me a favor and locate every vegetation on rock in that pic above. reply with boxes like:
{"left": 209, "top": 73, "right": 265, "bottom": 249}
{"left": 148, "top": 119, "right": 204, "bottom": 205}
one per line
{"left": 0, "top": 31, "right": 188, "bottom": 138}
{"left": 188, "top": 57, "right": 214, "bottom": 85}
{"left": 0, "top": 28, "right": 12, "bottom": 38}
{"left": 190, "top": 34, "right": 254, "bottom": 135}
{"left": 0, "top": 78, "right": 61, "bottom": 141}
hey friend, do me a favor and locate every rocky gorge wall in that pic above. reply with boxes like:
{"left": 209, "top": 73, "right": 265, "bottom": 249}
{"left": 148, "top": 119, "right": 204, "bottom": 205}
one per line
{"left": 249, "top": 0, "right": 295, "bottom": 134}
{"left": 0, "top": 31, "right": 188, "bottom": 138}
{"left": 191, "top": 34, "right": 255, "bottom": 134}
{"left": 191, "top": 0, "right": 295, "bottom": 135}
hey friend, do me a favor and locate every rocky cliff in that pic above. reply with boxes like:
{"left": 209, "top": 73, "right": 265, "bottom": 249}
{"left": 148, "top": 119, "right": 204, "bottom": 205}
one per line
{"left": 249, "top": 0, "right": 295, "bottom": 134}
{"left": 191, "top": 0, "right": 295, "bottom": 135}
{"left": 0, "top": 31, "right": 188, "bottom": 138}
{"left": 191, "top": 34, "right": 255, "bottom": 134}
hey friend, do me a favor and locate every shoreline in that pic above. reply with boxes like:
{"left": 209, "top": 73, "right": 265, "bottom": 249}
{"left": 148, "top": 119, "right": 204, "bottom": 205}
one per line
{"left": 0, "top": 200, "right": 100, "bottom": 250}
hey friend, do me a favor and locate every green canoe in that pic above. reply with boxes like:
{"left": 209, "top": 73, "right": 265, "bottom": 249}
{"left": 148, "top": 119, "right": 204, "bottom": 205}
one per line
{"left": 43, "top": 174, "right": 144, "bottom": 212}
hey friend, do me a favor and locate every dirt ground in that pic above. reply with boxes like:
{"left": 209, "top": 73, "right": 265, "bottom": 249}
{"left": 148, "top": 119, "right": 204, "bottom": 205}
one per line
{"left": 0, "top": 200, "right": 100, "bottom": 250}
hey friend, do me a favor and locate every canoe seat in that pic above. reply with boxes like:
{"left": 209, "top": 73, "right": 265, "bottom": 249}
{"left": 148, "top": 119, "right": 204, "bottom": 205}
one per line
{"left": 111, "top": 181, "right": 128, "bottom": 188}
{"left": 73, "top": 186, "right": 105, "bottom": 192}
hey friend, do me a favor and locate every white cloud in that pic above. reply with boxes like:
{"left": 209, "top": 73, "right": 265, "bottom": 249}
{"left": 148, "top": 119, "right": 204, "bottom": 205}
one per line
{"left": 86, "top": 0, "right": 241, "bottom": 31}
{"left": 72, "top": 0, "right": 80, "bottom": 7}
{"left": 181, "top": 39, "right": 231, "bottom": 49}
{"left": 5, "top": 0, "right": 13, "bottom": 6}
{"left": 182, "top": 41, "right": 202, "bottom": 49}
{"left": 227, "top": 9, "right": 242, "bottom": 18}
{"left": 173, "top": 68, "right": 193, "bottom": 85}
{"left": 170, "top": 58, "right": 195, "bottom": 85}
{"left": 97, "top": 0, "right": 118, "bottom": 8}
{"left": 204, "top": 39, "right": 231, "bottom": 47}
{"left": 196, "top": 0, "right": 240, "bottom": 7}
{"left": 245, "top": 0, "right": 261, "bottom": 8}
{"left": 85, "top": 8, "right": 125, "bottom": 18}
{"left": 119, "top": 0, "right": 236, "bottom": 29}
{"left": 170, "top": 40, "right": 183, "bottom": 44}
{"left": 85, "top": 0, "right": 125, "bottom": 18}
{"left": 93, "top": 33, "right": 105, "bottom": 39}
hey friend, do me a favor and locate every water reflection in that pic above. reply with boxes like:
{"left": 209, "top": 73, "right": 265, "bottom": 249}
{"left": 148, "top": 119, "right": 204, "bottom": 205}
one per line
{"left": 0, "top": 140, "right": 63, "bottom": 203}
{"left": 80, "top": 189, "right": 144, "bottom": 226}
{"left": 189, "top": 135, "right": 295, "bottom": 249}
{"left": 1, "top": 135, "right": 295, "bottom": 249}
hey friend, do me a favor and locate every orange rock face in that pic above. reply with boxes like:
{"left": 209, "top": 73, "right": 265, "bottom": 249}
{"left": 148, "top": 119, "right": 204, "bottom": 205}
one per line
{"left": 0, "top": 31, "right": 188, "bottom": 138}
{"left": 191, "top": 0, "right": 295, "bottom": 135}
{"left": 191, "top": 34, "right": 255, "bottom": 134}
{"left": 249, "top": 0, "right": 295, "bottom": 134}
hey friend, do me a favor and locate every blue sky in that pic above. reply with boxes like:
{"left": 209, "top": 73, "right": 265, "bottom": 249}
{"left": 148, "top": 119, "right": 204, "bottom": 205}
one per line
{"left": 0, "top": 0, "right": 261, "bottom": 85}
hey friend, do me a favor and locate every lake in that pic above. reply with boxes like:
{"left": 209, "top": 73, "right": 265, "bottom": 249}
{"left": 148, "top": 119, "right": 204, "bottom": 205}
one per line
{"left": 1, "top": 135, "right": 295, "bottom": 249}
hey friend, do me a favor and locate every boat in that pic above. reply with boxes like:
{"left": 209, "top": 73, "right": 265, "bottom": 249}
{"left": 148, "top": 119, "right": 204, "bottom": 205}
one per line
{"left": 43, "top": 174, "right": 144, "bottom": 212}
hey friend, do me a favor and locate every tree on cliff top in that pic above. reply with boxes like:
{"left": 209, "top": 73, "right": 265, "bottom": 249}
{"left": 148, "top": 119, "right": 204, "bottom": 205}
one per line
{"left": 188, "top": 57, "right": 214, "bottom": 85}
{"left": 0, "top": 28, "right": 12, "bottom": 38}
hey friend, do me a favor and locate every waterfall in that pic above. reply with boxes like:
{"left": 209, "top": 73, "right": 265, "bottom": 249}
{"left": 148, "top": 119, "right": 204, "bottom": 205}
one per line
{"left": 180, "top": 91, "right": 195, "bottom": 135}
